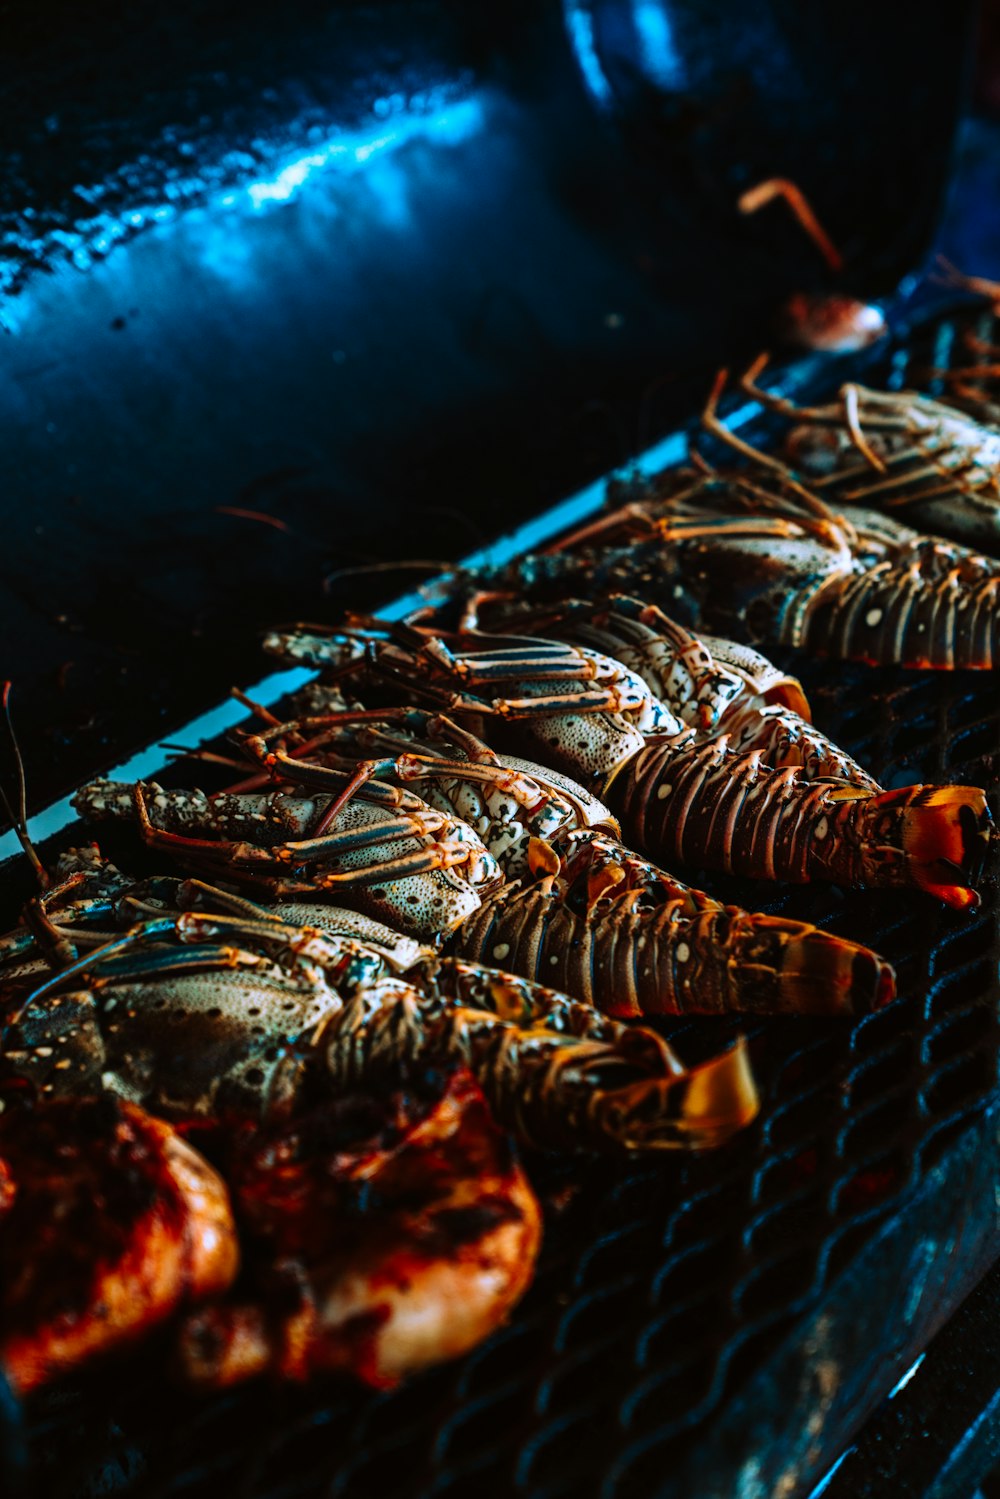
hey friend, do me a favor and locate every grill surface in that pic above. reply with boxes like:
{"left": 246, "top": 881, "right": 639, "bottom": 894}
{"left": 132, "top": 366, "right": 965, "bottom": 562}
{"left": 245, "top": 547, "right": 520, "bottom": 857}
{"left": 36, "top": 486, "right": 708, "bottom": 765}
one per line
{"left": 4, "top": 306, "right": 1000, "bottom": 1499}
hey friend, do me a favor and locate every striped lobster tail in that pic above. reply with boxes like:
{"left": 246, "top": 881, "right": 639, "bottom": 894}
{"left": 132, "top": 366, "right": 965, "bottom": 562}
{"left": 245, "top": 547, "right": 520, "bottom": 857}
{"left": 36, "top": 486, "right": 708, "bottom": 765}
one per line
{"left": 317, "top": 978, "right": 758, "bottom": 1151}
{"left": 450, "top": 885, "right": 895, "bottom": 1018}
{"left": 606, "top": 737, "right": 993, "bottom": 907}
{"left": 786, "top": 541, "right": 1000, "bottom": 669}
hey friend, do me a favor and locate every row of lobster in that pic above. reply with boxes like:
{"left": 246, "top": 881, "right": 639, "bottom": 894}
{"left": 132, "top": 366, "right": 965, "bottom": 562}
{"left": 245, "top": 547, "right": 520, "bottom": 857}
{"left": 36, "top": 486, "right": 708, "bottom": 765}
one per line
{"left": 1, "top": 331, "right": 998, "bottom": 1408}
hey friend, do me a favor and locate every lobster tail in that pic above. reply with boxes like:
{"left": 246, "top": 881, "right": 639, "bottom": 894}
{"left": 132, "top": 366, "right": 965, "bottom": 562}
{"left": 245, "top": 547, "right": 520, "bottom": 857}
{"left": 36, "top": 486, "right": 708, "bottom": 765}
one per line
{"left": 320, "top": 979, "right": 760, "bottom": 1152}
{"left": 742, "top": 916, "right": 896, "bottom": 1016}
{"left": 791, "top": 527, "right": 1000, "bottom": 670}
{"left": 449, "top": 884, "right": 896, "bottom": 1018}
{"left": 662, "top": 910, "right": 895, "bottom": 1018}
{"left": 853, "top": 784, "right": 994, "bottom": 909}
{"left": 606, "top": 738, "right": 994, "bottom": 905}
{"left": 601, "top": 1035, "right": 758, "bottom": 1151}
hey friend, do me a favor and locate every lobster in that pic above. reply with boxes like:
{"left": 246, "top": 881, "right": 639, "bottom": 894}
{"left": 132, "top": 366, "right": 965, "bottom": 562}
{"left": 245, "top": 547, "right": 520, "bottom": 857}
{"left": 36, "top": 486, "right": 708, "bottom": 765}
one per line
{"left": 467, "top": 593, "right": 880, "bottom": 790}
{"left": 1, "top": 865, "right": 759, "bottom": 1153}
{"left": 202, "top": 703, "right": 897, "bottom": 1018}
{"left": 456, "top": 463, "right": 1000, "bottom": 672}
{"left": 726, "top": 354, "right": 1000, "bottom": 556}
{"left": 264, "top": 615, "right": 992, "bottom": 911}
{"left": 72, "top": 775, "right": 501, "bottom": 941}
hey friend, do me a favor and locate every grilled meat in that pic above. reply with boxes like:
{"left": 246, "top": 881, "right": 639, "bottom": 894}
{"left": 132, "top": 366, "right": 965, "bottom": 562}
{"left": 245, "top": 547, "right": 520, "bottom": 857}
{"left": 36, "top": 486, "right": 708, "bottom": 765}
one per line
{"left": 0, "top": 1095, "right": 239, "bottom": 1395}
{"left": 178, "top": 1068, "right": 541, "bottom": 1388}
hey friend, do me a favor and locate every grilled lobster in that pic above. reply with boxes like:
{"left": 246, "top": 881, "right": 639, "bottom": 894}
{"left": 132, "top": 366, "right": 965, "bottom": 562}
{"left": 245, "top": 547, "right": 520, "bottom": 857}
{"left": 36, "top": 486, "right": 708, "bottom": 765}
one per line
{"left": 264, "top": 616, "right": 993, "bottom": 910}
{"left": 454, "top": 466, "right": 1000, "bottom": 672}
{"left": 215, "top": 707, "right": 896, "bottom": 1017}
{"left": 2, "top": 872, "right": 759, "bottom": 1152}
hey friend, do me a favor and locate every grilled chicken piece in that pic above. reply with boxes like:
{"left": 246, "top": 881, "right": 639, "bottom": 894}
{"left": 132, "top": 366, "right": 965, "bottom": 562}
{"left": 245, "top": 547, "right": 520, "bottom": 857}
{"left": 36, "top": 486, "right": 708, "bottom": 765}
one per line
{"left": 0, "top": 1096, "right": 238, "bottom": 1395}
{"left": 178, "top": 1068, "right": 541, "bottom": 1389}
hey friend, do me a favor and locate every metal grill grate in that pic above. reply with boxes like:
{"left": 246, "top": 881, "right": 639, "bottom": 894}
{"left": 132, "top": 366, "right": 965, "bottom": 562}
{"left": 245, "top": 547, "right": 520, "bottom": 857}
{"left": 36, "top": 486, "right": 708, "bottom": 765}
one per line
{"left": 5, "top": 306, "right": 1000, "bottom": 1499}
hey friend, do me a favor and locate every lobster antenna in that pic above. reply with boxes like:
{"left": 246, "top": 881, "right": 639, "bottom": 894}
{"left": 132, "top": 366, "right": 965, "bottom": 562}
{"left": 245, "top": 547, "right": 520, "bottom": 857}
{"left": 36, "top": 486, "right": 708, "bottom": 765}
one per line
{"left": 230, "top": 686, "right": 284, "bottom": 726}
{"left": 688, "top": 446, "right": 717, "bottom": 476}
{"left": 934, "top": 256, "right": 1000, "bottom": 309}
{"left": 702, "top": 364, "right": 858, "bottom": 550}
{"left": 702, "top": 367, "right": 832, "bottom": 506}
{"left": 841, "top": 383, "right": 888, "bottom": 474}
{"left": 700, "top": 366, "right": 798, "bottom": 480}
{"left": 0, "top": 681, "right": 48, "bottom": 890}
{"left": 738, "top": 178, "right": 844, "bottom": 274}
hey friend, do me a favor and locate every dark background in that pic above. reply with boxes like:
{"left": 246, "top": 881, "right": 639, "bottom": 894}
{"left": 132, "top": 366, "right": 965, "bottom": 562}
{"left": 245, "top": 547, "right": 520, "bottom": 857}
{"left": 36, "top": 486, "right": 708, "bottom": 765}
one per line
{"left": 0, "top": 0, "right": 985, "bottom": 817}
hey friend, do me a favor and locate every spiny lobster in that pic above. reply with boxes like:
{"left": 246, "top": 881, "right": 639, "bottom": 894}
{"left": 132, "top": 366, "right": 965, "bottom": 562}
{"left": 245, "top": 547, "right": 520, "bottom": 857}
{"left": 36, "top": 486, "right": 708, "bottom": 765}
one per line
{"left": 264, "top": 616, "right": 992, "bottom": 910}
{"left": 453, "top": 462, "right": 1000, "bottom": 672}
{"left": 1, "top": 857, "right": 758, "bottom": 1153}
{"left": 729, "top": 354, "right": 1000, "bottom": 555}
{"left": 65, "top": 678, "right": 900, "bottom": 1019}
{"left": 217, "top": 699, "right": 896, "bottom": 1018}
{"left": 466, "top": 593, "right": 880, "bottom": 790}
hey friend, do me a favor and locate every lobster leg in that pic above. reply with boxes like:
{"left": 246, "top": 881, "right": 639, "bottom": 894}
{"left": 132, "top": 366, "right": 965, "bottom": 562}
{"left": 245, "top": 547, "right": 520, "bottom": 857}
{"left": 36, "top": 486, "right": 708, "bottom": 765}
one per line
{"left": 0, "top": 851, "right": 149, "bottom": 970}
{"left": 74, "top": 781, "right": 499, "bottom": 939}
{"left": 125, "top": 782, "right": 476, "bottom": 884}
{"left": 246, "top": 742, "right": 568, "bottom": 842}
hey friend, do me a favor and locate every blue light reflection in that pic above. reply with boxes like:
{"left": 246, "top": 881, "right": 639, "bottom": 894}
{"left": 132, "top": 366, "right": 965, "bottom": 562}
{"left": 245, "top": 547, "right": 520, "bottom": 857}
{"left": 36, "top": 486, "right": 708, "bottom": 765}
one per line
{"left": 564, "top": 1, "right": 615, "bottom": 107}
{"left": 632, "top": 2, "right": 686, "bottom": 90}
{"left": 243, "top": 98, "right": 483, "bottom": 214}
{"left": 0, "top": 91, "right": 485, "bottom": 322}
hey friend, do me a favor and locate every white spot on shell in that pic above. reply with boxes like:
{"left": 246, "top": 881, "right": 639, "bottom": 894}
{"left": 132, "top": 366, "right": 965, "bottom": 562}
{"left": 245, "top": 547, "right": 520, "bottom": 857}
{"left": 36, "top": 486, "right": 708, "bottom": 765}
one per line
{"left": 815, "top": 816, "right": 828, "bottom": 840}
{"left": 493, "top": 943, "right": 510, "bottom": 961}
{"left": 657, "top": 784, "right": 672, "bottom": 800}
{"left": 676, "top": 943, "right": 690, "bottom": 963}
{"left": 865, "top": 608, "right": 883, "bottom": 627}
